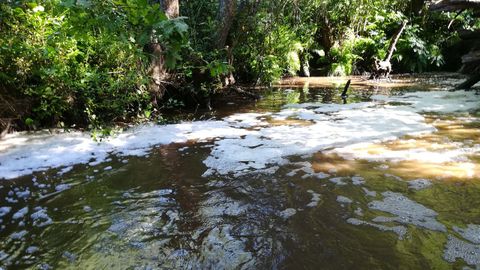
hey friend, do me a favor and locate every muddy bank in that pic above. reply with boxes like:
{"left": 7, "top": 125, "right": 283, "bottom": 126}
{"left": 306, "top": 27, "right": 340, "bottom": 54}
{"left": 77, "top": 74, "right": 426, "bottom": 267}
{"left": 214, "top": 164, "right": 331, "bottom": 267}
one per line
{"left": 276, "top": 73, "right": 472, "bottom": 91}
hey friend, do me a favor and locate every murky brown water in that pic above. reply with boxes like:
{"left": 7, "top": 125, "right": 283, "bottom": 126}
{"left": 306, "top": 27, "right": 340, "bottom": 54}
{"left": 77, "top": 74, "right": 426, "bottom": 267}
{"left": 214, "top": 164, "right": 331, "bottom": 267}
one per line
{"left": 1, "top": 76, "right": 480, "bottom": 269}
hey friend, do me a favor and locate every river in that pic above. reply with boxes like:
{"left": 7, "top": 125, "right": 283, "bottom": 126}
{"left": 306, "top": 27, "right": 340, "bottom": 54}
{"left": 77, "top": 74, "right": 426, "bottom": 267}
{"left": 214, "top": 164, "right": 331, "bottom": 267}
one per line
{"left": 0, "top": 75, "right": 479, "bottom": 269}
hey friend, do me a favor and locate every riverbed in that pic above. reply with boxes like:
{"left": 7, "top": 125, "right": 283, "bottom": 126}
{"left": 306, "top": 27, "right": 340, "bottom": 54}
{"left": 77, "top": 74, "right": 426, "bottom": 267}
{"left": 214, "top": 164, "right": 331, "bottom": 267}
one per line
{"left": 1, "top": 75, "right": 479, "bottom": 269}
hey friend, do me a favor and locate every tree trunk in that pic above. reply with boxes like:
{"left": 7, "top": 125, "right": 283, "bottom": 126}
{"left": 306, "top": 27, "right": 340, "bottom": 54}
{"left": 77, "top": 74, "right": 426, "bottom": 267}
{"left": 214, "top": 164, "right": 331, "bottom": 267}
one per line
{"left": 371, "top": 20, "right": 408, "bottom": 79}
{"left": 215, "top": 0, "right": 237, "bottom": 87}
{"left": 147, "top": 43, "right": 167, "bottom": 103}
{"left": 316, "top": 16, "right": 333, "bottom": 54}
{"left": 456, "top": 74, "right": 480, "bottom": 90}
{"left": 385, "top": 20, "right": 408, "bottom": 63}
{"left": 217, "top": 0, "right": 236, "bottom": 49}
{"left": 148, "top": 0, "right": 179, "bottom": 102}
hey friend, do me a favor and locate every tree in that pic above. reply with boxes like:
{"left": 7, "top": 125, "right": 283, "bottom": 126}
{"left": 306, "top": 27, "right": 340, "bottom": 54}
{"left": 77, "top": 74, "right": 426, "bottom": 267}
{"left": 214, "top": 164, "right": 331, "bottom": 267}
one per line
{"left": 161, "top": 0, "right": 180, "bottom": 18}
{"left": 149, "top": 0, "right": 180, "bottom": 103}
{"left": 217, "top": 0, "right": 236, "bottom": 49}
{"left": 372, "top": 20, "right": 408, "bottom": 79}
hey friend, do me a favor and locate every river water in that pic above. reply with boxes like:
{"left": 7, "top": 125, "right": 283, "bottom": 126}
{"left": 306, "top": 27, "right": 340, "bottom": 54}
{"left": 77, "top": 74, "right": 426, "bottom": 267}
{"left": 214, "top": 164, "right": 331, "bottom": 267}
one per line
{"left": 1, "top": 77, "right": 480, "bottom": 269}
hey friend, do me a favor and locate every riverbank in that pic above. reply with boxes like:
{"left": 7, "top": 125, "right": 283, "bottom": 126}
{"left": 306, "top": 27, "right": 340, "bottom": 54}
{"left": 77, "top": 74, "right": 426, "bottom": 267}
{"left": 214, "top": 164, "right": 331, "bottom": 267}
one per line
{"left": 276, "top": 73, "right": 471, "bottom": 90}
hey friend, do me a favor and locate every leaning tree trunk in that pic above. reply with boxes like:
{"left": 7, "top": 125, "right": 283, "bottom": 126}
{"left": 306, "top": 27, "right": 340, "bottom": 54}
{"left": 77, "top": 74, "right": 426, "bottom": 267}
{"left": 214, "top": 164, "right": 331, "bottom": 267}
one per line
{"left": 385, "top": 20, "right": 408, "bottom": 63}
{"left": 371, "top": 20, "right": 408, "bottom": 79}
{"left": 148, "top": 0, "right": 179, "bottom": 103}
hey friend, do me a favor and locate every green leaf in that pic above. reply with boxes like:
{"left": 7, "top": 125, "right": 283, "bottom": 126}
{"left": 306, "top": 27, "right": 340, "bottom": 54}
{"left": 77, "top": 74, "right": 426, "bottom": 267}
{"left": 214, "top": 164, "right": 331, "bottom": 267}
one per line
{"left": 25, "top": 118, "right": 34, "bottom": 126}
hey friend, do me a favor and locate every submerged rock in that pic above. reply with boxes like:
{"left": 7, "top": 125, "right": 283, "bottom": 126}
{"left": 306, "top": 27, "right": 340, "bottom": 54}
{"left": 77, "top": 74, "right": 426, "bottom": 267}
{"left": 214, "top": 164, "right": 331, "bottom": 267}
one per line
{"left": 385, "top": 173, "right": 403, "bottom": 181}
{"left": 200, "top": 192, "right": 249, "bottom": 221}
{"left": 15, "top": 189, "right": 30, "bottom": 200}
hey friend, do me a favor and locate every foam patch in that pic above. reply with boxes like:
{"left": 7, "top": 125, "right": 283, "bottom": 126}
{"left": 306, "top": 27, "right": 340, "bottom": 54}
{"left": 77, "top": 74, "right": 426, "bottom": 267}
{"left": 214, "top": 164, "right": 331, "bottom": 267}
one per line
{"left": 0, "top": 90, "right": 478, "bottom": 179}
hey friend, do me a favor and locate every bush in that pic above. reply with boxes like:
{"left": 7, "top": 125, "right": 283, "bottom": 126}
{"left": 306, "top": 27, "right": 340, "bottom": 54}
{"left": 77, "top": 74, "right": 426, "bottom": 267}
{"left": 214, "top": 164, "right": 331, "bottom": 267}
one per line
{"left": 0, "top": 0, "right": 187, "bottom": 129}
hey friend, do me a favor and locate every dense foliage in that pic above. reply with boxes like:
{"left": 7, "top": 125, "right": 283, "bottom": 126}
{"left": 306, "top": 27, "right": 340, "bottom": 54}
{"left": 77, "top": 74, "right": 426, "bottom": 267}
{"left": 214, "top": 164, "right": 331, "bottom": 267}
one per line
{"left": 183, "top": 0, "right": 479, "bottom": 85}
{"left": 0, "top": 0, "right": 187, "bottom": 131}
{"left": 0, "top": 0, "right": 478, "bottom": 130}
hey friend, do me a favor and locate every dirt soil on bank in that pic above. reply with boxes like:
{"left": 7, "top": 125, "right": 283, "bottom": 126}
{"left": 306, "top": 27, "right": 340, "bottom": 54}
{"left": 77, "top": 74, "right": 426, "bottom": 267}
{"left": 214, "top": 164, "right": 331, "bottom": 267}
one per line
{"left": 275, "top": 73, "right": 472, "bottom": 91}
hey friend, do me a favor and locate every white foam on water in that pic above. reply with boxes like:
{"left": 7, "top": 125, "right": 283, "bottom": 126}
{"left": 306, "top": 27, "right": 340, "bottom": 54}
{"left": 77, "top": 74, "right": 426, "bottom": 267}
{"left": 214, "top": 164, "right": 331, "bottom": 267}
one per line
{"left": 12, "top": 207, "right": 28, "bottom": 220}
{"left": 31, "top": 208, "right": 53, "bottom": 227}
{"left": 25, "top": 246, "right": 39, "bottom": 254}
{"left": 0, "top": 90, "right": 478, "bottom": 179}
{"left": 55, "top": 184, "right": 71, "bottom": 192}
{"left": 408, "top": 179, "right": 433, "bottom": 190}
{"left": 0, "top": 121, "right": 249, "bottom": 179}
{"left": 368, "top": 191, "right": 446, "bottom": 232}
{"left": 0, "top": 207, "right": 11, "bottom": 217}
{"left": 204, "top": 106, "right": 435, "bottom": 177}
{"left": 453, "top": 224, "right": 480, "bottom": 244}
{"left": 306, "top": 190, "right": 321, "bottom": 208}
{"left": 444, "top": 235, "right": 480, "bottom": 266}
{"left": 279, "top": 208, "right": 297, "bottom": 219}
{"left": 347, "top": 217, "right": 407, "bottom": 240}
{"left": 372, "top": 90, "right": 480, "bottom": 113}
{"left": 336, "top": 196, "right": 353, "bottom": 204}
{"left": 10, "top": 230, "right": 28, "bottom": 240}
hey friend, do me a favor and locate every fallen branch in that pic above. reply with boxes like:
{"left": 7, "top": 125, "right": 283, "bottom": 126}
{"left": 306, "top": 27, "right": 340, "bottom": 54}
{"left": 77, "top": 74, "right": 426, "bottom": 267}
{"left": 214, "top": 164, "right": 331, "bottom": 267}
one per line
{"left": 456, "top": 74, "right": 480, "bottom": 90}
{"left": 341, "top": 79, "right": 351, "bottom": 99}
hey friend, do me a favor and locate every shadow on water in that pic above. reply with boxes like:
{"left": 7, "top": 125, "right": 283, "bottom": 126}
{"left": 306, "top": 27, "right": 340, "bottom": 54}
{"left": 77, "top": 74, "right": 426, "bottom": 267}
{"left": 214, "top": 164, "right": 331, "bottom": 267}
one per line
{"left": 1, "top": 78, "right": 480, "bottom": 269}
